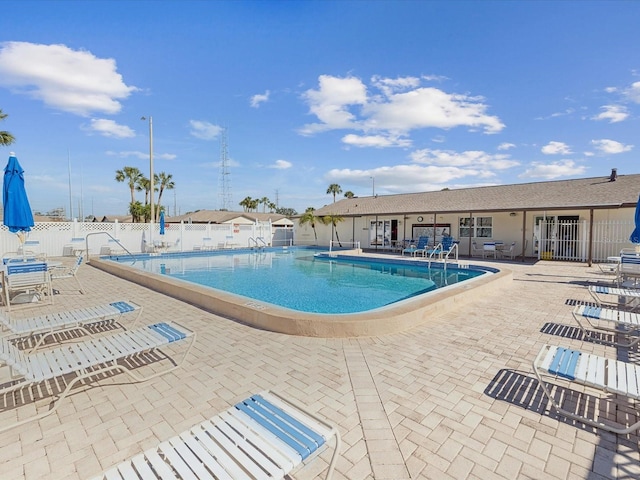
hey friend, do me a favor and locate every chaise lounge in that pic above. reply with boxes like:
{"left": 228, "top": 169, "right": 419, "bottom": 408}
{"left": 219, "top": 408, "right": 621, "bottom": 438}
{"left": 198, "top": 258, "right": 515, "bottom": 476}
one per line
{"left": 533, "top": 344, "right": 640, "bottom": 434}
{"left": 91, "top": 390, "right": 341, "bottom": 480}
{"left": 0, "top": 321, "right": 195, "bottom": 433}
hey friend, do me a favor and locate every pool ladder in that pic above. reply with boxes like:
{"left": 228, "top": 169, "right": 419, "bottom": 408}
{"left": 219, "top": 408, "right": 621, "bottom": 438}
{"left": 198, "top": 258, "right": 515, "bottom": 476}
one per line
{"left": 248, "top": 237, "right": 267, "bottom": 250}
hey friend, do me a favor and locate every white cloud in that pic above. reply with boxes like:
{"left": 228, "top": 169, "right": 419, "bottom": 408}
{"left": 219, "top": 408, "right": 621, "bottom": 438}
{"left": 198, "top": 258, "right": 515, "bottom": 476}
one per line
{"left": 591, "top": 139, "right": 633, "bottom": 154}
{"left": 250, "top": 90, "right": 270, "bottom": 108}
{"left": 269, "top": 159, "right": 292, "bottom": 169}
{"left": 299, "top": 74, "right": 504, "bottom": 140}
{"left": 325, "top": 164, "right": 488, "bottom": 194}
{"left": 299, "top": 75, "right": 367, "bottom": 135}
{"left": 592, "top": 104, "right": 629, "bottom": 123}
{"left": 497, "top": 142, "right": 515, "bottom": 151}
{"left": 106, "top": 150, "right": 176, "bottom": 160}
{"left": 541, "top": 141, "right": 572, "bottom": 155}
{"left": 85, "top": 119, "right": 135, "bottom": 138}
{"left": 342, "top": 133, "right": 411, "bottom": 148}
{"left": 155, "top": 153, "right": 177, "bottom": 161}
{"left": 410, "top": 148, "right": 519, "bottom": 170}
{"left": 626, "top": 81, "right": 640, "bottom": 103}
{"left": 0, "top": 41, "right": 137, "bottom": 116}
{"left": 520, "top": 160, "right": 586, "bottom": 180}
{"left": 370, "top": 75, "right": 420, "bottom": 96}
{"left": 189, "top": 120, "right": 222, "bottom": 140}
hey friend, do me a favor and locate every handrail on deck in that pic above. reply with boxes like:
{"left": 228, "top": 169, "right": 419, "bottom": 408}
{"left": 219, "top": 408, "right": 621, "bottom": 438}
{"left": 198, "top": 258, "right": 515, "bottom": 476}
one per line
{"left": 85, "top": 232, "right": 135, "bottom": 264}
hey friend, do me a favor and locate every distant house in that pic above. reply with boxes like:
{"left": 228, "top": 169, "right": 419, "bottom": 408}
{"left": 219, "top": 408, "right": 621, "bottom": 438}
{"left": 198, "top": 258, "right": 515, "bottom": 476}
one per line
{"left": 307, "top": 170, "right": 640, "bottom": 262}
{"left": 168, "top": 210, "right": 293, "bottom": 228}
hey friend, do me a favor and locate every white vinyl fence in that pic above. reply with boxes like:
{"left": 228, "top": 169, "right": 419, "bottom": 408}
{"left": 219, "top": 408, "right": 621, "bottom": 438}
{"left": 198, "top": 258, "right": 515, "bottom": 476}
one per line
{"left": 0, "top": 220, "right": 293, "bottom": 258}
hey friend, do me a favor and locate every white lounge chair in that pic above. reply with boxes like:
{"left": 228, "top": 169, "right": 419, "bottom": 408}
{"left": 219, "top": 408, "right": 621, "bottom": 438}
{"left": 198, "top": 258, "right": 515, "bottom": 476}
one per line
{"left": 50, "top": 254, "right": 85, "bottom": 294}
{"left": 0, "top": 300, "right": 142, "bottom": 352}
{"left": 91, "top": 390, "right": 341, "bottom": 480}
{"left": 2, "top": 261, "right": 53, "bottom": 311}
{"left": 588, "top": 285, "right": 640, "bottom": 310}
{"left": 0, "top": 321, "right": 195, "bottom": 433}
{"left": 571, "top": 304, "right": 640, "bottom": 347}
{"left": 533, "top": 344, "right": 640, "bottom": 434}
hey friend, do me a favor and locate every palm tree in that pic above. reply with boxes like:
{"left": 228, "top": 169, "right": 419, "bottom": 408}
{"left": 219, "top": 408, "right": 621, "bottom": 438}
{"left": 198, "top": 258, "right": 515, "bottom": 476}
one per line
{"left": 155, "top": 172, "right": 175, "bottom": 221}
{"left": 115, "top": 166, "right": 142, "bottom": 205}
{"left": 136, "top": 176, "right": 150, "bottom": 206}
{"left": 260, "top": 196, "right": 270, "bottom": 213}
{"left": 298, "top": 207, "right": 318, "bottom": 243}
{"left": 322, "top": 214, "right": 345, "bottom": 247}
{"left": 326, "top": 184, "right": 342, "bottom": 203}
{"left": 0, "top": 109, "right": 15, "bottom": 146}
{"left": 344, "top": 191, "right": 355, "bottom": 199}
{"left": 239, "top": 196, "right": 254, "bottom": 212}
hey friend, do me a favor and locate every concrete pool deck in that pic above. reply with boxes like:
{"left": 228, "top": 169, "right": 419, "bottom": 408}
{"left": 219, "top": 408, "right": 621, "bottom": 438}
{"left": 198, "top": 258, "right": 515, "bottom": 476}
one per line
{"left": 1, "top": 255, "right": 639, "bottom": 478}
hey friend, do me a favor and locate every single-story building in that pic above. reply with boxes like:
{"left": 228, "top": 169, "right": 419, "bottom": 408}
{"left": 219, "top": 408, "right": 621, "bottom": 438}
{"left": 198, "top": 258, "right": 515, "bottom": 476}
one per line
{"left": 305, "top": 170, "right": 640, "bottom": 263}
{"left": 168, "top": 210, "right": 293, "bottom": 228}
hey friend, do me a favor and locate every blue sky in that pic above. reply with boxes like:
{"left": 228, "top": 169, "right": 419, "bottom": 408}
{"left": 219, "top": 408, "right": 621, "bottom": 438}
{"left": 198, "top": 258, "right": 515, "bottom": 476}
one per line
{"left": 1, "top": 1, "right": 639, "bottom": 218}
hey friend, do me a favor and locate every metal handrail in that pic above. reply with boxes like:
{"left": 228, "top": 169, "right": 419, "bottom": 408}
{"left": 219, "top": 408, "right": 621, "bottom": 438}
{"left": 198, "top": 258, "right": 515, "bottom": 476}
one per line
{"left": 85, "top": 232, "right": 135, "bottom": 264}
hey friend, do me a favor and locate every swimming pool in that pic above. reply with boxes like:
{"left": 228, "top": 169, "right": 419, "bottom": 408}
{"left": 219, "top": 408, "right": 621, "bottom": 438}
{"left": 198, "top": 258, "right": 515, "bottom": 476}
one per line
{"left": 110, "top": 248, "right": 485, "bottom": 314}
{"left": 91, "top": 247, "right": 511, "bottom": 337}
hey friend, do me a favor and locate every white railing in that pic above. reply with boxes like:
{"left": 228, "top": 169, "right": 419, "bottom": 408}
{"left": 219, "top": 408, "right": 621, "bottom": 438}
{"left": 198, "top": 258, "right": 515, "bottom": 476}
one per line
{"left": 537, "top": 219, "right": 636, "bottom": 262}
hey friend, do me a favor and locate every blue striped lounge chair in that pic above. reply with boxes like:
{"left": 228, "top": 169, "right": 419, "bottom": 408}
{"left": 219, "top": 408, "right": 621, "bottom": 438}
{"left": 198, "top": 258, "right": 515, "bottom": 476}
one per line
{"left": 571, "top": 304, "right": 640, "bottom": 347}
{"left": 588, "top": 285, "right": 640, "bottom": 310}
{"left": 91, "top": 390, "right": 341, "bottom": 480}
{"left": 0, "top": 300, "right": 143, "bottom": 352}
{"left": 533, "top": 344, "right": 640, "bottom": 434}
{"left": 0, "top": 321, "right": 195, "bottom": 433}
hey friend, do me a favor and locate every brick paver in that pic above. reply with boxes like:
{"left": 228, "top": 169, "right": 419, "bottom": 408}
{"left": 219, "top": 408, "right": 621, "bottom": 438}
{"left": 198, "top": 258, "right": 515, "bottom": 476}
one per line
{"left": 0, "top": 255, "right": 639, "bottom": 479}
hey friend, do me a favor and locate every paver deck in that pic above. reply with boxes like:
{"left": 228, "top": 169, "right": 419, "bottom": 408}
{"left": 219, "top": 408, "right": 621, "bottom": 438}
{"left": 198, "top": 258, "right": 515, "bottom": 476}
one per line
{"left": 1, "top": 255, "right": 638, "bottom": 479}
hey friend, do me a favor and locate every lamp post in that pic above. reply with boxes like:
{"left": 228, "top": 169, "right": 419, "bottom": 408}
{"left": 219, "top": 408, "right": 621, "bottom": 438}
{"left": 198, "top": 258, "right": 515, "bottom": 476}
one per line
{"left": 370, "top": 176, "right": 375, "bottom": 196}
{"left": 141, "top": 116, "right": 154, "bottom": 223}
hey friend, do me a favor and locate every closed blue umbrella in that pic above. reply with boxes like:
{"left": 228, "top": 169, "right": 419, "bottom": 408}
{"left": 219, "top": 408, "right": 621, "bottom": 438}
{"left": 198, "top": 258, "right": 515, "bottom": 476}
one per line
{"left": 630, "top": 194, "right": 640, "bottom": 244}
{"left": 3, "top": 153, "right": 35, "bottom": 234}
{"left": 159, "top": 210, "right": 165, "bottom": 235}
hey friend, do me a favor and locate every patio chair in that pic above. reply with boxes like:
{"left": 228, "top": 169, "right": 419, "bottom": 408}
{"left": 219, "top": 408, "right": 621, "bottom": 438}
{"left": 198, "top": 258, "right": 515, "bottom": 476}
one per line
{"left": 471, "top": 241, "right": 484, "bottom": 257}
{"left": 402, "top": 236, "right": 428, "bottom": 256}
{"left": 50, "top": 254, "right": 85, "bottom": 294}
{"left": 0, "top": 320, "right": 195, "bottom": 434}
{"left": 533, "top": 344, "right": 640, "bottom": 434}
{"left": 0, "top": 300, "right": 142, "bottom": 352}
{"left": 588, "top": 285, "right": 640, "bottom": 311}
{"left": 571, "top": 304, "right": 640, "bottom": 347}
{"left": 91, "top": 390, "right": 341, "bottom": 480}
{"left": 499, "top": 242, "right": 517, "bottom": 260}
{"left": 2, "top": 261, "right": 53, "bottom": 311}
{"left": 411, "top": 236, "right": 430, "bottom": 257}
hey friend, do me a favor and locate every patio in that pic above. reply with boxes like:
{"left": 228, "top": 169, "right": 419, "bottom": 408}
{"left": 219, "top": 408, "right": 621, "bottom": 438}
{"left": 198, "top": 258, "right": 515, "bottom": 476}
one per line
{"left": 0, "top": 256, "right": 638, "bottom": 479}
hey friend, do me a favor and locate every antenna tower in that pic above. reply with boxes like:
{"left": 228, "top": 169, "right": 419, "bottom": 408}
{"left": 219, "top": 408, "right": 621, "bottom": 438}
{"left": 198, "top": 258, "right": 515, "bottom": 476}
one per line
{"left": 218, "top": 127, "right": 233, "bottom": 210}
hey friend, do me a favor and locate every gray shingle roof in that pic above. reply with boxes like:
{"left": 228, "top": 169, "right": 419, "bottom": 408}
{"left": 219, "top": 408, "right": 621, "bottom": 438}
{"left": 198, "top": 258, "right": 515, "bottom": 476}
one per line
{"left": 313, "top": 173, "right": 640, "bottom": 217}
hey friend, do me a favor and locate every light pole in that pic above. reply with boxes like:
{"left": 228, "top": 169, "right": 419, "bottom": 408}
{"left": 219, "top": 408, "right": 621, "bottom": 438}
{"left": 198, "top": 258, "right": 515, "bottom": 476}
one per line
{"left": 370, "top": 176, "right": 375, "bottom": 196}
{"left": 141, "top": 116, "right": 154, "bottom": 223}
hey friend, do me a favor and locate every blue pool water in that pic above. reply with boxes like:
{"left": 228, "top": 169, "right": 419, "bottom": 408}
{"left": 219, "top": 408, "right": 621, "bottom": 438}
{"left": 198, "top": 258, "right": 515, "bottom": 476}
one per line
{"left": 114, "top": 248, "right": 487, "bottom": 314}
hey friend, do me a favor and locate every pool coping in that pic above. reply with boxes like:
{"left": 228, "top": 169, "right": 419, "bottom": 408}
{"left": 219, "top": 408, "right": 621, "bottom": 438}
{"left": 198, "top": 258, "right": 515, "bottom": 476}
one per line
{"left": 89, "top": 253, "right": 513, "bottom": 338}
